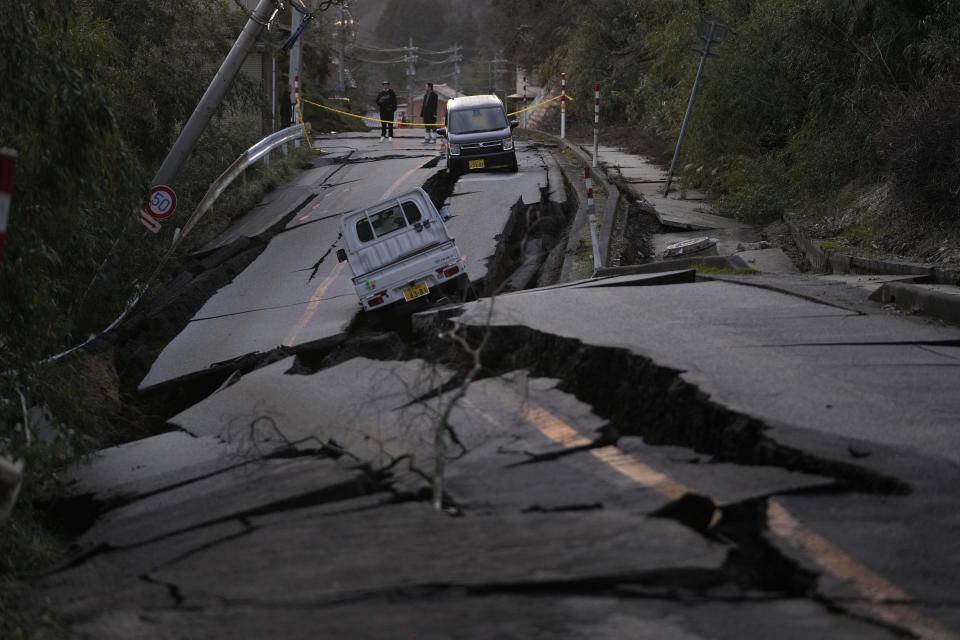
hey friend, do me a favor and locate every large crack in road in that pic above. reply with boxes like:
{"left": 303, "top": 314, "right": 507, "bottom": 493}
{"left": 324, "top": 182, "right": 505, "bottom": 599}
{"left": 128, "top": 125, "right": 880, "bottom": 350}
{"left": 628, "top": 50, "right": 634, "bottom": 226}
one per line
{"left": 36, "top": 136, "right": 960, "bottom": 639}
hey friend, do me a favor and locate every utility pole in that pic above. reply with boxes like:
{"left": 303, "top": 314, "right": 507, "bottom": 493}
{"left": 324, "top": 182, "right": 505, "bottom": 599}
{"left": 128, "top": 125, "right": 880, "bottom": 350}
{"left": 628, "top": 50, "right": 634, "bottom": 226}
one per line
{"left": 493, "top": 53, "right": 506, "bottom": 102}
{"left": 404, "top": 37, "right": 417, "bottom": 120}
{"left": 289, "top": 4, "right": 303, "bottom": 148}
{"left": 336, "top": 4, "right": 345, "bottom": 95}
{"left": 452, "top": 43, "right": 462, "bottom": 96}
{"left": 149, "top": 0, "right": 276, "bottom": 194}
{"left": 664, "top": 17, "right": 728, "bottom": 197}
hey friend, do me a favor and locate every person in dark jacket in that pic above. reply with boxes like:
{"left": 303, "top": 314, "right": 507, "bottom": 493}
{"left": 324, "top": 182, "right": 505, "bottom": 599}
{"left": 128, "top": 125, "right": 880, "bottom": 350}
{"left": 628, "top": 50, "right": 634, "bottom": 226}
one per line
{"left": 420, "top": 82, "right": 439, "bottom": 143}
{"left": 376, "top": 80, "right": 398, "bottom": 141}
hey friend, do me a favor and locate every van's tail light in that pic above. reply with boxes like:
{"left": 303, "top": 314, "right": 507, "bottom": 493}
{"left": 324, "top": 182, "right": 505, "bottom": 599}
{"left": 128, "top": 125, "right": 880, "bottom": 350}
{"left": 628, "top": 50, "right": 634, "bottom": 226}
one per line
{"left": 437, "top": 264, "right": 460, "bottom": 279}
{"left": 367, "top": 293, "right": 386, "bottom": 308}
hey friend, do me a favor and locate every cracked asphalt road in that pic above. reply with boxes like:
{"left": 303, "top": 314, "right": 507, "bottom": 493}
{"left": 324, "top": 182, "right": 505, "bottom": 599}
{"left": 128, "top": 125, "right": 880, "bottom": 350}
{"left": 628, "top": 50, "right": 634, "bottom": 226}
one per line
{"left": 38, "top": 131, "right": 960, "bottom": 639}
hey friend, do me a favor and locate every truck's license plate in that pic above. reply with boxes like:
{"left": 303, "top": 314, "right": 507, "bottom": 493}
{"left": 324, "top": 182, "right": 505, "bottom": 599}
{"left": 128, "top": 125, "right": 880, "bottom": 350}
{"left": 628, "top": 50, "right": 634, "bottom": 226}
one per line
{"left": 468, "top": 159, "right": 485, "bottom": 170}
{"left": 403, "top": 282, "right": 430, "bottom": 302}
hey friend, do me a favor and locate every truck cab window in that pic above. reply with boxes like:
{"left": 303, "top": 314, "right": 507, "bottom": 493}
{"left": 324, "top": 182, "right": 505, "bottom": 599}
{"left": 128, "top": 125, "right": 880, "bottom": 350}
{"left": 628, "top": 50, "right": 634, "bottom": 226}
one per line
{"left": 356, "top": 218, "right": 374, "bottom": 242}
{"left": 402, "top": 202, "right": 422, "bottom": 224}
{"left": 357, "top": 205, "right": 409, "bottom": 243}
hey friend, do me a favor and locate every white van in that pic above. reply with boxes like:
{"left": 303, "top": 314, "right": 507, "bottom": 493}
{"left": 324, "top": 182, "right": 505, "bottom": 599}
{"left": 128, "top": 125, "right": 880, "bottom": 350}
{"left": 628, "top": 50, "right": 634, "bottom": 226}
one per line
{"left": 336, "top": 188, "right": 469, "bottom": 312}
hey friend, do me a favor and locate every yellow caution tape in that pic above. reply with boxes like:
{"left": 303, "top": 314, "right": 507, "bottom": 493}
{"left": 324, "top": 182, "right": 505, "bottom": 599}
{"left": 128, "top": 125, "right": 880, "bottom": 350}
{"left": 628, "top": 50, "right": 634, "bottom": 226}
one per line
{"left": 302, "top": 98, "right": 433, "bottom": 127}
{"left": 508, "top": 93, "right": 568, "bottom": 116}
{"left": 301, "top": 94, "right": 571, "bottom": 127}
{"left": 295, "top": 97, "right": 316, "bottom": 150}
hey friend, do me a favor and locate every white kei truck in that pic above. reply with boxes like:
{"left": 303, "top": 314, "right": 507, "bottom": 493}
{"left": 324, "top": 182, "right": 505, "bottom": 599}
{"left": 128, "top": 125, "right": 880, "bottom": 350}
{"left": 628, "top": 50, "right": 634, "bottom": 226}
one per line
{"left": 336, "top": 188, "right": 470, "bottom": 312}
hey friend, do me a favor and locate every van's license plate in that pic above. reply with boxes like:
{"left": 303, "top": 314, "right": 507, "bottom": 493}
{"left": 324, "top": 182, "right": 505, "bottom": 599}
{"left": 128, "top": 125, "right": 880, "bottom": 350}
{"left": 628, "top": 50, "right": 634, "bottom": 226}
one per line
{"left": 403, "top": 282, "right": 430, "bottom": 302}
{"left": 468, "top": 159, "right": 485, "bottom": 170}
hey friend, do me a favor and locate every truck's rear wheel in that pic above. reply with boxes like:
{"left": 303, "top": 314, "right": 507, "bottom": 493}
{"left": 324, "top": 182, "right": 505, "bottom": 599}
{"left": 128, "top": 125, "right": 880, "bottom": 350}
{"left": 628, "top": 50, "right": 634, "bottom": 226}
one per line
{"left": 457, "top": 274, "right": 478, "bottom": 302}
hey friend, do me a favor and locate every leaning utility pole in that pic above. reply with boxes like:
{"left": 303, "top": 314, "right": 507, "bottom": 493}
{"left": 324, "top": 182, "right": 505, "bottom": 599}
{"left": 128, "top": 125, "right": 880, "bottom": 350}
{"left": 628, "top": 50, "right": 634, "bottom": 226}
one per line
{"left": 664, "top": 16, "right": 728, "bottom": 197}
{"left": 149, "top": 0, "right": 276, "bottom": 195}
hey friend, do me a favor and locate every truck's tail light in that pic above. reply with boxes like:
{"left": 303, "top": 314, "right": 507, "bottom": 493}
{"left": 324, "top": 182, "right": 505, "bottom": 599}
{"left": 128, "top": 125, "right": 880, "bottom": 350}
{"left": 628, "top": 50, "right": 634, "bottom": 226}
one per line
{"left": 367, "top": 293, "right": 386, "bottom": 308}
{"left": 437, "top": 265, "right": 460, "bottom": 279}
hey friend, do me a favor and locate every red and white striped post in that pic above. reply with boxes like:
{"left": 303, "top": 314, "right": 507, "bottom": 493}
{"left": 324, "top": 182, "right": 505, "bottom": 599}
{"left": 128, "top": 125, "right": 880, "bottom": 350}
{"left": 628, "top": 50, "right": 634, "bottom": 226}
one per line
{"left": 592, "top": 82, "right": 600, "bottom": 168}
{"left": 0, "top": 148, "right": 17, "bottom": 263}
{"left": 560, "top": 72, "right": 567, "bottom": 141}
{"left": 585, "top": 167, "right": 602, "bottom": 271}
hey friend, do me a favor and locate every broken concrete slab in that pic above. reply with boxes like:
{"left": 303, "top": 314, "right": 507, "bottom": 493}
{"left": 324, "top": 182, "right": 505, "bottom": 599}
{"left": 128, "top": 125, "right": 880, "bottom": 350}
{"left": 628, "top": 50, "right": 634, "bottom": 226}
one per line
{"left": 41, "top": 494, "right": 395, "bottom": 626}
{"left": 198, "top": 185, "right": 317, "bottom": 254}
{"left": 766, "top": 490, "right": 960, "bottom": 636}
{"left": 64, "top": 431, "right": 285, "bottom": 508}
{"left": 816, "top": 273, "right": 924, "bottom": 294}
{"left": 446, "top": 142, "right": 550, "bottom": 284}
{"left": 646, "top": 197, "right": 746, "bottom": 231}
{"left": 40, "top": 519, "right": 248, "bottom": 623}
{"left": 450, "top": 372, "right": 610, "bottom": 454}
{"left": 170, "top": 357, "right": 455, "bottom": 470}
{"left": 147, "top": 501, "right": 726, "bottom": 606}
{"left": 444, "top": 434, "right": 833, "bottom": 516}
{"left": 870, "top": 281, "right": 960, "bottom": 325}
{"left": 78, "top": 455, "right": 371, "bottom": 549}
{"left": 453, "top": 280, "right": 960, "bottom": 465}
{"left": 569, "top": 269, "right": 697, "bottom": 289}
{"left": 594, "top": 257, "right": 751, "bottom": 278}
{"left": 443, "top": 437, "right": 663, "bottom": 514}
{"left": 615, "top": 437, "right": 834, "bottom": 505}
{"left": 69, "top": 594, "right": 900, "bottom": 640}
{"left": 735, "top": 247, "right": 800, "bottom": 275}
{"left": 653, "top": 227, "right": 763, "bottom": 260}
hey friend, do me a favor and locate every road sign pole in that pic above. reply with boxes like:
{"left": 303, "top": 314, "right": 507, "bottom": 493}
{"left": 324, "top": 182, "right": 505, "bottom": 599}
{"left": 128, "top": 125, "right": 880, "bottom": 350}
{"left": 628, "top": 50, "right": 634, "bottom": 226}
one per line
{"left": 0, "top": 148, "right": 17, "bottom": 262}
{"left": 592, "top": 83, "right": 601, "bottom": 168}
{"left": 560, "top": 73, "right": 567, "bottom": 142}
{"left": 665, "top": 18, "right": 725, "bottom": 197}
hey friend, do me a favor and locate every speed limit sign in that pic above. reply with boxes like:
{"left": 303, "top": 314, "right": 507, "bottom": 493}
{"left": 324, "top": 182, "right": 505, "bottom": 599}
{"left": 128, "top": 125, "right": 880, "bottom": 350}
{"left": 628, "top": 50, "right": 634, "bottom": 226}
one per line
{"left": 146, "top": 185, "right": 177, "bottom": 220}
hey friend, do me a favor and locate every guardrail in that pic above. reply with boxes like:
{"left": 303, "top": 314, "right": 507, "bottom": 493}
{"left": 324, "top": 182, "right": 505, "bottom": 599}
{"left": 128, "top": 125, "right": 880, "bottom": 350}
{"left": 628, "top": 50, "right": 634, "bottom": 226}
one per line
{"left": 49, "top": 124, "right": 312, "bottom": 365}
{"left": 179, "top": 124, "right": 309, "bottom": 241}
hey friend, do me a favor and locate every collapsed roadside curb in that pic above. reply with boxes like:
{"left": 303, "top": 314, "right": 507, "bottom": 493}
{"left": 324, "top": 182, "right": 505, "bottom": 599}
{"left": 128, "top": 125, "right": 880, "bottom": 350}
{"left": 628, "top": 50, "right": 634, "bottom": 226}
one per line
{"left": 785, "top": 214, "right": 960, "bottom": 324}
{"left": 525, "top": 129, "right": 623, "bottom": 278}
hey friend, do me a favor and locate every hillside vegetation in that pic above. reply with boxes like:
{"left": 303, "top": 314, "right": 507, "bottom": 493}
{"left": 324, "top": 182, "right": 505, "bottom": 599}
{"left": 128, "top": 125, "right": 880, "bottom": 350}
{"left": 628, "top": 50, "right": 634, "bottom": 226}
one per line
{"left": 490, "top": 0, "right": 960, "bottom": 262}
{"left": 0, "top": 3, "right": 340, "bottom": 629}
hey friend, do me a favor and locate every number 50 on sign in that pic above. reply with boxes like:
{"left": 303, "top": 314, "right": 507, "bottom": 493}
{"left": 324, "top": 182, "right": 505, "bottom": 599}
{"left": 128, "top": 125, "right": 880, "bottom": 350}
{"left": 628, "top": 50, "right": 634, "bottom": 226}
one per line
{"left": 146, "top": 185, "right": 177, "bottom": 220}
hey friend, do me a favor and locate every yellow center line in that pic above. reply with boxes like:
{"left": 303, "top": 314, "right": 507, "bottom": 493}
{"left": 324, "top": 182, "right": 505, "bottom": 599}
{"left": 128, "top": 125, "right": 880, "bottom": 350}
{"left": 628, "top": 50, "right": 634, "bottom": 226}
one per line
{"left": 767, "top": 500, "right": 957, "bottom": 639}
{"left": 522, "top": 406, "right": 689, "bottom": 501}
{"left": 283, "top": 154, "right": 431, "bottom": 347}
{"left": 282, "top": 262, "right": 346, "bottom": 347}
{"left": 517, "top": 401, "right": 957, "bottom": 639}
{"left": 382, "top": 162, "right": 425, "bottom": 200}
